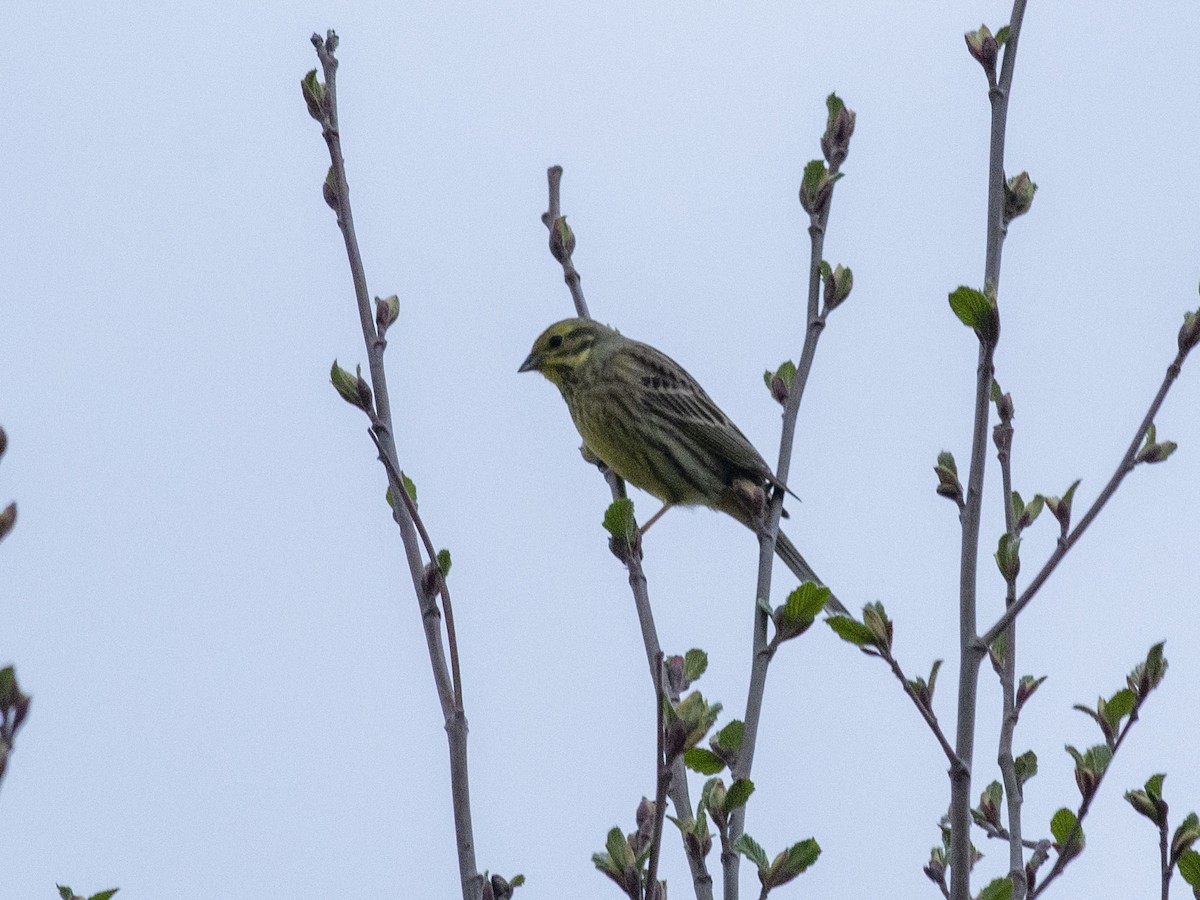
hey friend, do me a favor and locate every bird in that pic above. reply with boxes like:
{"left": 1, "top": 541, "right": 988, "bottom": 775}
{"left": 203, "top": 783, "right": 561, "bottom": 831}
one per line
{"left": 519, "top": 317, "right": 844, "bottom": 615}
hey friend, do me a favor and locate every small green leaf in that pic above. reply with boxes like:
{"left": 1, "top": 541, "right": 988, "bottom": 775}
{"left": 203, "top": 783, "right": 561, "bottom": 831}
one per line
{"left": 733, "top": 832, "right": 770, "bottom": 873}
{"left": 1014, "top": 750, "right": 1038, "bottom": 787}
{"left": 724, "top": 779, "right": 755, "bottom": 812}
{"left": 58, "top": 888, "right": 74, "bottom": 900}
{"left": 1178, "top": 848, "right": 1200, "bottom": 887}
{"left": 1173, "top": 812, "right": 1200, "bottom": 865}
{"left": 1050, "top": 808, "right": 1084, "bottom": 856}
{"left": 684, "top": 748, "right": 726, "bottom": 775}
{"left": 606, "top": 826, "right": 634, "bottom": 870}
{"left": 89, "top": 892, "right": 120, "bottom": 900}
{"left": 784, "top": 582, "right": 832, "bottom": 623}
{"left": 436, "top": 549, "right": 452, "bottom": 578}
{"left": 401, "top": 473, "right": 418, "bottom": 504}
{"left": 602, "top": 498, "right": 637, "bottom": 540}
{"left": 827, "top": 616, "right": 876, "bottom": 648}
{"left": 1146, "top": 773, "right": 1167, "bottom": 801}
{"left": 765, "top": 838, "right": 821, "bottom": 888}
{"left": 937, "top": 451, "right": 958, "bottom": 474}
{"left": 715, "top": 719, "right": 744, "bottom": 753}
{"left": 684, "top": 648, "right": 708, "bottom": 682}
{"left": 978, "top": 877, "right": 1014, "bottom": 900}
{"left": 1103, "top": 688, "right": 1135, "bottom": 730}
{"left": 1125, "top": 787, "right": 1163, "bottom": 824}
{"left": 800, "top": 160, "right": 828, "bottom": 203}
{"left": 948, "top": 285, "right": 994, "bottom": 332}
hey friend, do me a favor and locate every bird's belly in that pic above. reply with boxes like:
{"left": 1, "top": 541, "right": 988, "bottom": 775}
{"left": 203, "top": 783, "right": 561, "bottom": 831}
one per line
{"left": 570, "top": 402, "right": 708, "bottom": 506}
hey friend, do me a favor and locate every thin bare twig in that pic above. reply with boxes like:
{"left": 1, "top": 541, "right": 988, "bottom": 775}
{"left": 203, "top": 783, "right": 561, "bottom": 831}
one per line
{"left": 725, "top": 100, "right": 852, "bottom": 899}
{"left": 979, "top": 349, "right": 1190, "bottom": 648}
{"left": 308, "top": 31, "right": 481, "bottom": 900}
{"left": 993, "top": 401, "right": 1028, "bottom": 899}
{"left": 541, "top": 169, "right": 714, "bottom": 900}
{"left": 949, "top": 5, "right": 1027, "bottom": 898}
{"left": 645, "top": 653, "right": 671, "bottom": 900}
{"left": 1031, "top": 706, "right": 1144, "bottom": 897}
{"left": 885, "top": 655, "right": 961, "bottom": 768}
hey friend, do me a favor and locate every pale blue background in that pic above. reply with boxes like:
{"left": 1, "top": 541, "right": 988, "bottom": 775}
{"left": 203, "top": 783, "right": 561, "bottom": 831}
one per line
{"left": 4, "top": 2, "right": 1199, "bottom": 898}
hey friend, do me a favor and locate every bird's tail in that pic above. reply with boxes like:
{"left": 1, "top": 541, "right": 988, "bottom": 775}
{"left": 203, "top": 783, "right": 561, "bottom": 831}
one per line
{"left": 774, "top": 530, "right": 848, "bottom": 616}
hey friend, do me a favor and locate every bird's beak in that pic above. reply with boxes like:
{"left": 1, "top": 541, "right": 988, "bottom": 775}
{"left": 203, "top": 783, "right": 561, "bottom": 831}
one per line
{"left": 518, "top": 352, "right": 539, "bottom": 373}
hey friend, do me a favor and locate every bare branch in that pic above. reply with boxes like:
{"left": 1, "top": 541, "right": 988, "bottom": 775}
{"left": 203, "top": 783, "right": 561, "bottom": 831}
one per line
{"left": 541, "top": 171, "right": 714, "bottom": 900}
{"left": 307, "top": 31, "right": 481, "bottom": 899}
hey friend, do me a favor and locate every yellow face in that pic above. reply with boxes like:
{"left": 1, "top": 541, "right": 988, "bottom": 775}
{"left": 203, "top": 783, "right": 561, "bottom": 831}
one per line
{"left": 517, "top": 318, "right": 602, "bottom": 389}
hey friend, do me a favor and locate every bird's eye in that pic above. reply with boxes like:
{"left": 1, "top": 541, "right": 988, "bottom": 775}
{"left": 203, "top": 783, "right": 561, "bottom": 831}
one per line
{"left": 548, "top": 334, "right": 564, "bottom": 349}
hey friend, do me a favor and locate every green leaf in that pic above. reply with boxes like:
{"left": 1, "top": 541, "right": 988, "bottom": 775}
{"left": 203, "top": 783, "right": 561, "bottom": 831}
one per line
{"left": 1050, "top": 807, "right": 1085, "bottom": 856}
{"left": 763, "top": 359, "right": 798, "bottom": 392}
{"left": 436, "top": 549, "right": 452, "bottom": 578}
{"left": 1146, "top": 773, "right": 1167, "bottom": 801}
{"left": 800, "top": 160, "right": 827, "bottom": 203}
{"left": 1173, "top": 812, "right": 1200, "bottom": 865}
{"left": 602, "top": 498, "right": 637, "bottom": 540}
{"left": 978, "top": 877, "right": 1014, "bottom": 900}
{"left": 683, "top": 648, "right": 708, "bottom": 682}
{"left": 57, "top": 888, "right": 74, "bottom": 900}
{"left": 1126, "top": 787, "right": 1162, "bottom": 824}
{"left": 827, "top": 616, "right": 876, "bottom": 647}
{"left": 0, "top": 666, "right": 17, "bottom": 706}
{"left": 724, "top": 778, "right": 755, "bottom": 812}
{"left": 733, "top": 832, "right": 770, "bottom": 872}
{"left": 937, "top": 450, "right": 958, "bottom": 474}
{"left": 1178, "top": 848, "right": 1200, "bottom": 887}
{"left": 715, "top": 719, "right": 744, "bottom": 753}
{"left": 948, "top": 285, "right": 993, "bottom": 331}
{"left": 765, "top": 838, "right": 821, "bottom": 888}
{"left": 784, "top": 582, "right": 832, "bottom": 623}
{"left": 684, "top": 748, "right": 726, "bottom": 775}
{"left": 1014, "top": 750, "right": 1038, "bottom": 787}
{"left": 825, "top": 92, "right": 845, "bottom": 126}
{"left": 1103, "top": 688, "right": 1135, "bottom": 730}
{"left": 401, "top": 472, "right": 418, "bottom": 504}
{"left": 89, "top": 892, "right": 120, "bottom": 900}
{"left": 606, "top": 826, "right": 634, "bottom": 870}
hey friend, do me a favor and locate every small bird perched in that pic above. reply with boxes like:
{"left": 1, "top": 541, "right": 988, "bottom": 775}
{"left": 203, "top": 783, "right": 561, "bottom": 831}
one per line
{"left": 519, "top": 317, "right": 844, "bottom": 614}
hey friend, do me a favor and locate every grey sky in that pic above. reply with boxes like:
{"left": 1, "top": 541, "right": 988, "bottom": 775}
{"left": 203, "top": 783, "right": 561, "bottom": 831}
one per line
{"left": 4, "top": 2, "right": 1199, "bottom": 898}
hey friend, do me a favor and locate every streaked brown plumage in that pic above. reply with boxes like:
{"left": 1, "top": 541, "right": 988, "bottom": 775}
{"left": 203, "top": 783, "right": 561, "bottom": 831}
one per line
{"left": 520, "top": 317, "right": 843, "bottom": 613}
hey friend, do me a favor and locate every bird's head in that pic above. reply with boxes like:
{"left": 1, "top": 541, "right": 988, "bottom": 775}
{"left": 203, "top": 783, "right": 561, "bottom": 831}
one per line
{"left": 518, "top": 318, "right": 608, "bottom": 389}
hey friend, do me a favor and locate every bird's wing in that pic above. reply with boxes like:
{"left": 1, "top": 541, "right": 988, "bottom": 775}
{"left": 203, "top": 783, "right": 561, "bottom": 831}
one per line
{"left": 623, "top": 340, "right": 782, "bottom": 485}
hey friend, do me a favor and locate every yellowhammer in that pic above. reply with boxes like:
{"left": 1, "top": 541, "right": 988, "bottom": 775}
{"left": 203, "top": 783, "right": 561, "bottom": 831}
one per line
{"left": 520, "top": 317, "right": 843, "bottom": 614}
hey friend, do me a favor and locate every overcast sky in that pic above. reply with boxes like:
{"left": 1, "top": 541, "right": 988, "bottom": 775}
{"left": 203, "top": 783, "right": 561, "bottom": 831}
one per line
{"left": 4, "top": 2, "right": 1200, "bottom": 898}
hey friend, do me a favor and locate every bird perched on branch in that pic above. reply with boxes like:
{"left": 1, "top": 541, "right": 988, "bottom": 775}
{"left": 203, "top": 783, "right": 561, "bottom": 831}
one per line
{"left": 519, "top": 317, "right": 844, "bottom": 614}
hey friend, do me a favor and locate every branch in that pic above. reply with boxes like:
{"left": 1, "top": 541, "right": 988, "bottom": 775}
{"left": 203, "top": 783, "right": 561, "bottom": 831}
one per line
{"left": 992, "top": 394, "right": 1027, "bottom": 899}
{"left": 1031, "top": 704, "right": 1145, "bottom": 897}
{"left": 541, "top": 169, "right": 714, "bottom": 900}
{"left": 644, "top": 654, "right": 670, "bottom": 900}
{"left": 307, "top": 31, "right": 481, "bottom": 900}
{"left": 949, "top": 5, "right": 1028, "bottom": 899}
{"left": 979, "top": 347, "right": 1191, "bottom": 647}
{"left": 726, "top": 95, "right": 855, "bottom": 900}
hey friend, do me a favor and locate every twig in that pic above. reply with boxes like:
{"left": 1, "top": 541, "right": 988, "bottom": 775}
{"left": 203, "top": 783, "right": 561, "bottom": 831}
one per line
{"left": 993, "top": 400, "right": 1027, "bottom": 899}
{"left": 368, "top": 426, "right": 463, "bottom": 709}
{"left": 645, "top": 653, "right": 671, "bottom": 900}
{"left": 979, "top": 348, "right": 1190, "bottom": 647}
{"left": 725, "top": 100, "right": 850, "bottom": 899}
{"left": 542, "top": 166, "right": 589, "bottom": 319}
{"left": 885, "top": 655, "right": 961, "bottom": 769}
{"left": 949, "top": 5, "right": 1027, "bottom": 898}
{"left": 541, "top": 169, "right": 714, "bottom": 900}
{"left": 1031, "top": 706, "right": 1144, "bottom": 897}
{"left": 307, "top": 31, "right": 481, "bottom": 900}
